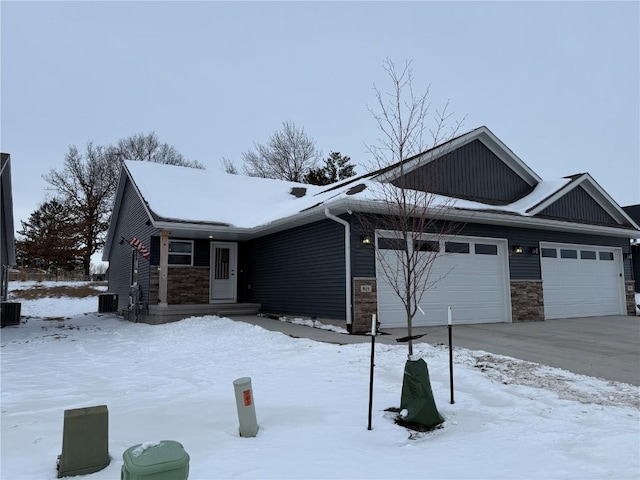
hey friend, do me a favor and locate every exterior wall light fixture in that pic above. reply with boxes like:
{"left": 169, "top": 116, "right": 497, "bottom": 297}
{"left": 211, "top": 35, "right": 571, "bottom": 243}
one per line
{"left": 529, "top": 246, "right": 539, "bottom": 255}
{"left": 512, "top": 245, "right": 523, "bottom": 255}
{"left": 361, "top": 235, "right": 373, "bottom": 245}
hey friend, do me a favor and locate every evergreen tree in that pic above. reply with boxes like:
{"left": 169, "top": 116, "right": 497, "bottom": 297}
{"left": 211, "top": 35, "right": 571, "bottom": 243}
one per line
{"left": 304, "top": 152, "right": 356, "bottom": 185}
{"left": 16, "top": 198, "right": 82, "bottom": 271}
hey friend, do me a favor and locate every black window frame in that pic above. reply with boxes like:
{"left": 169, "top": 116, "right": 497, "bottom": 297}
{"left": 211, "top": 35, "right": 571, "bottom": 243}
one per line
{"left": 168, "top": 239, "right": 194, "bottom": 266}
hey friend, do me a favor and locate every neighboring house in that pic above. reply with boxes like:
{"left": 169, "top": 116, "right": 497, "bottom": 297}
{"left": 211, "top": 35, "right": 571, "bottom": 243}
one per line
{"left": 103, "top": 127, "right": 640, "bottom": 331}
{"left": 622, "top": 204, "right": 640, "bottom": 293}
{"left": 1, "top": 153, "right": 17, "bottom": 302}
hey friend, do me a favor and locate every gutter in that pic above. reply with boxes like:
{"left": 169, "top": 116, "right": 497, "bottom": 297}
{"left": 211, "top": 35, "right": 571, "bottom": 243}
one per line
{"left": 324, "top": 208, "right": 352, "bottom": 330}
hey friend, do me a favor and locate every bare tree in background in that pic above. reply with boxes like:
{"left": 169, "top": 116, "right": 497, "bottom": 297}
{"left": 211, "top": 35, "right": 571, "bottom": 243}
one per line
{"left": 116, "top": 132, "right": 204, "bottom": 169}
{"left": 240, "top": 121, "right": 321, "bottom": 182}
{"left": 221, "top": 157, "right": 238, "bottom": 174}
{"left": 364, "top": 58, "right": 464, "bottom": 357}
{"left": 43, "top": 143, "right": 121, "bottom": 276}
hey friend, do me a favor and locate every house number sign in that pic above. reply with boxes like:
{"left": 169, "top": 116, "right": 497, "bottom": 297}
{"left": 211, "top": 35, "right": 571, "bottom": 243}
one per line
{"left": 360, "top": 285, "right": 372, "bottom": 293}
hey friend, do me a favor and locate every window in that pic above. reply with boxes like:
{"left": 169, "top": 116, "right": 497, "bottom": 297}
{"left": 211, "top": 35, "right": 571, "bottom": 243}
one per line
{"left": 599, "top": 251, "right": 614, "bottom": 261}
{"left": 378, "top": 237, "right": 407, "bottom": 250}
{"left": 541, "top": 248, "right": 557, "bottom": 258}
{"left": 445, "top": 242, "right": 470, "bottom": 254}
{"left": 560, "top": 249, "right": 578, "bottom": 259}
{"left": 169, "top": 240, "right": 194, "bottom": 266}
{"left": 130, "top": 250, "right": 138, "bottom": 286}
{"left": 475, "top": 243, "right": 498, "bottom": 255}
{"left": 415, "top": 240, "right": 439, "bottom": 252}
{"left": 580, "top": 250, "right": 597, "bottom": 260}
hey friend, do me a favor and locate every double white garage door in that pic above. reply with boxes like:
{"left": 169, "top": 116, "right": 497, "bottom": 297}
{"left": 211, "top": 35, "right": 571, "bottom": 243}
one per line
{"left": 376, "top": 235, "right": 626, "bottom": 327}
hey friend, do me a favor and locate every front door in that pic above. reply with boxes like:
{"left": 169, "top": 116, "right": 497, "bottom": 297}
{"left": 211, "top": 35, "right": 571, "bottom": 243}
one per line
{"left": 210, "top": 242, "right": 237, "bottom": 302}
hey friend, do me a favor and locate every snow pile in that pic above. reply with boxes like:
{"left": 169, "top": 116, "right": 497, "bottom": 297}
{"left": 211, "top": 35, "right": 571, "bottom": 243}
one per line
{"left": 1, "top": 298, "right": 638, "bottom": 479}
{"left": 131, "top": 441, "right": 162, "bottom": 457}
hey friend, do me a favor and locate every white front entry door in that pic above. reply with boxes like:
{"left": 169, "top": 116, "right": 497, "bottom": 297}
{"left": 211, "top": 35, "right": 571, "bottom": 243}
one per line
{"left": 210, "top": 242, "right": 237, "bottom": 302}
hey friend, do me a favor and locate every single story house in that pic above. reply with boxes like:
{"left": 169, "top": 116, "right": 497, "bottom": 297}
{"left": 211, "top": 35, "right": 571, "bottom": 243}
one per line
{"left": 103, "top": 126, "right": 639, "bottom": 332}
{"left": 1, "top": 153, "right": 16, "bottom": 303}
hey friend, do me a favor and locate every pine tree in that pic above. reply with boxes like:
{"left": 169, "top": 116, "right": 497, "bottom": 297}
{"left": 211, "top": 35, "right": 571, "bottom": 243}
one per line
{"left": 304, "top": 152, "right": 356, "bottom": 185}
{"left": 16, "top": 199, "right": 82, "bottom": 271}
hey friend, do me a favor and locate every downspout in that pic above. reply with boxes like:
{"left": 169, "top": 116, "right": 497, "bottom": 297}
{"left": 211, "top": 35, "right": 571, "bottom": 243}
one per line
{"left": 324, "top": 208, "right": 352, "bottom": 330}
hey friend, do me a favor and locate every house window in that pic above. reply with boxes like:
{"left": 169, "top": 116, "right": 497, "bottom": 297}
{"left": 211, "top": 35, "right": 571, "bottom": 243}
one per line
{"left": 541, "top": 248, "right": 557, "bottom": 258}
{"left": 130, "top": 250, "right": 138, "bottom": 286}
{"left": 415, "top": 240, "right": 439, "bottom": 252}
{"left": 599, "top": 251, "right": 614, "bottom": 261}
{"left": 580, "top": 250, "right": 597, "bottom": 260}
{"left": 445, "top": 242, "right": 470, "bottom": 254}
{"left": 475, "top": 243, "right": 498, "bottom": 255}
{"left": 560, "top": 249, "right": 578, "bottom": 259}
{"left": 168, "top": 240, "right": 194, "bottom": 266}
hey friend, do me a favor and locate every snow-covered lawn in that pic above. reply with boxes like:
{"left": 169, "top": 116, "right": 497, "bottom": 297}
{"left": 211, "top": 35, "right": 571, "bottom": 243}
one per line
{"left": 1, "top": 287, "right": 638, "bottom": 479}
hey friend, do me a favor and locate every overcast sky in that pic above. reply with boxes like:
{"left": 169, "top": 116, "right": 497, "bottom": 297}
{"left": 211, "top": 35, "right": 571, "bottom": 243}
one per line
{"left": 2, "top": 1, "right": 639, "bottom": 230}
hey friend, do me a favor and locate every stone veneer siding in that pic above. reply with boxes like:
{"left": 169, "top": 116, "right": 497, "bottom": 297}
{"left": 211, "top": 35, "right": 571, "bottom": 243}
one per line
{"left": 510, "top": 280, "right": 544, "bottom": 322}
{"left": 352, "top": 277, "right": 378, "bottom": 334}
{"left": 149, "top": 267, "right": 210, "bottom": 305}
{"left": 625, "top": 281, "right": 636, "bottom": 316}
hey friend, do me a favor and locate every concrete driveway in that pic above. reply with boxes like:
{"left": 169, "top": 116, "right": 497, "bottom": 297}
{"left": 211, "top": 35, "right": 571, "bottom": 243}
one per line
{"left": 233, "top": 315, "right": 640, "bottom": 386}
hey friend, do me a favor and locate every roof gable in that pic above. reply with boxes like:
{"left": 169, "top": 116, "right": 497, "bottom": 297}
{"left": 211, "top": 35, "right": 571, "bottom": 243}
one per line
{"left": 376, "top": 126, "right": 542, "bottom": 199}
{"left": 391, "top": 138, "right": 535, "bottom": 205}
{"left": 528, "top": 174, "right": 638, "bottom": 228}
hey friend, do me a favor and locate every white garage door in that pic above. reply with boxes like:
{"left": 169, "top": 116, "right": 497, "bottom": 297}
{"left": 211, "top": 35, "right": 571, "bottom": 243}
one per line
{"left": 540, "top": 242, "right": 625, "bottom": 319}
{"left": 376, "top": 234, "right": 511, "bottom": 327}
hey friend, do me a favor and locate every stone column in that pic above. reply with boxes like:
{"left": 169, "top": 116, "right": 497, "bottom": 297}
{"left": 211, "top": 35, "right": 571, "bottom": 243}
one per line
{"left": 158, "top": 229, "right": 170, "bottom": 307}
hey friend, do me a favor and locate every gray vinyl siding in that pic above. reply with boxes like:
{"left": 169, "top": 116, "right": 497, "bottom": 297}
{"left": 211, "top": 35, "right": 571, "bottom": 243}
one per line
{"left": 393, "top": 140, "right": 533, "bottom": 204}
{"left": 107, "top": 176, "right": 158, "bottom": 310}
{"left": 538, "top": 186, "right": 618, "bottom": 225}
{"left": 351, "top": 216, "right": 632, "bottom": 281}
{"left": 631, "top": 245, "right": 640, "bottom": 292}
{"left": 246, "top": 218, "right": 346, "bottom": 319}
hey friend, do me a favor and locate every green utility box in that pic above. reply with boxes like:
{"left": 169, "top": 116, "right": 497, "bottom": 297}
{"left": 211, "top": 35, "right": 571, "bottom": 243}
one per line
{"left": 121, "top": 440, "right": 189, "bottom": 480}
{"left": 57, "top": 405, "right": 110, "bottom": 478}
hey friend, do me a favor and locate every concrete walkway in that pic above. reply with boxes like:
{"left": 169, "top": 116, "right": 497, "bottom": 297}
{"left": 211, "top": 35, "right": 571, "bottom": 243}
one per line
{"left": 230, "top": 315, "right": 640, "bottom": 386}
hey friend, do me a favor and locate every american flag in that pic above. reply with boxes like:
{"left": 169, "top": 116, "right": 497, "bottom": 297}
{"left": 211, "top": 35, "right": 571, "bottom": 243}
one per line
{"left": 128, "top": 237, "right": 150, "bottom": 260}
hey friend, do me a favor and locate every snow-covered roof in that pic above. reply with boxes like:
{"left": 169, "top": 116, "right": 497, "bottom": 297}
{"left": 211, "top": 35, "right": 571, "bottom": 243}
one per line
{"left": 123, "top": 159, "right": 639, "bottom": 237}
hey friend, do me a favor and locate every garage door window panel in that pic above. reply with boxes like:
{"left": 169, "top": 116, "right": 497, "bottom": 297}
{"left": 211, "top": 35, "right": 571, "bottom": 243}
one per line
{"left": 475, "top": 243, "right": 498, "bottom": 255}
{"left": 378, "top": 237, "right": 406, "bottom": 250}
{"left": 415, "top": 240, "right": 439, "bottom": 252}
{"left": 541, "top": 248, "right": 557, "bottom": 258}
{"left": 445, "top": 242, "right": 470, "bottom": 254}
{"left": 580, "top": 250, "right": 597, "bottom": 260}
{"left": 560, "top": 249, "right": 578, "bottom": 259}
{"left": 599, "top": 251, "right": 614, "bottom": 261}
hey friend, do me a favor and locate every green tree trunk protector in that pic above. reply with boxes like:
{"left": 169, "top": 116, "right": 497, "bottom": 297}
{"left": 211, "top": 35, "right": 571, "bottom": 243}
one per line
{"left": 399, "top": 358, "right": 445, "bottom": 428}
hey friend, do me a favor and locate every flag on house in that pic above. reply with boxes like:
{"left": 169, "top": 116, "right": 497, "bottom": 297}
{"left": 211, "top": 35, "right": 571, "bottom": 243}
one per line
{"left": 124, "top": 237, "right": 150, "bottom": 260}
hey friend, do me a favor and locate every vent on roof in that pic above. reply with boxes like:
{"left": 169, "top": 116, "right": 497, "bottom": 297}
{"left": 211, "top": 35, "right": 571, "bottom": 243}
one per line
{"left": 290, "top": 187, "right": 307, "bottom": 198}
{"left": 346, "top": 184, "right": 366, "bottom": 195}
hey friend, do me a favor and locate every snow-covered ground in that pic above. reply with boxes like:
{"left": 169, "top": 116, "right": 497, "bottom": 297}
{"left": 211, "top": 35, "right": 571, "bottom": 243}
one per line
{"left": 1, "top": 284, "right": 639, "bottom": 479}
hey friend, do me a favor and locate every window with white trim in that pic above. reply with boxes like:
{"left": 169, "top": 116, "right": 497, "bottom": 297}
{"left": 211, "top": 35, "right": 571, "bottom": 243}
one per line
{"left": 168, "top": 240, "right": 194, "bottom": 266}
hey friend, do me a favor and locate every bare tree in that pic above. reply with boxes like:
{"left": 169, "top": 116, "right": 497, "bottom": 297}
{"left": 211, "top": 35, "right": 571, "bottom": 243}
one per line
{"left": 365, "top": 58, "right": 465, "bottom": 357}
{"left": 221, "top": 157, "right": 238, "bottom": 174}
{"left": 116, "top": 132, "right": 204, "bottom": 169}
{"left": 43, "top": 143, "right": 121, "bottom": 276}
{"left": 241, "top": 121, "right": 321, "bottom": 182}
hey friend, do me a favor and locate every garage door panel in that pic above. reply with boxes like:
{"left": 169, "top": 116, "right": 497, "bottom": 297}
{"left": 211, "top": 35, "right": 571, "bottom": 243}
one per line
{"left": 541, "top": 242, "right": 624, "bottom": 319}
{"left": 377, "top": 236, "right": 510, "bottom": 327}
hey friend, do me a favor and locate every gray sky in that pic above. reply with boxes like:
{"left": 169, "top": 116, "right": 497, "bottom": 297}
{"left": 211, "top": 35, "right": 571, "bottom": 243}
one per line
{"left": 2, "top": 1, "right": 639, "bottom": 231}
